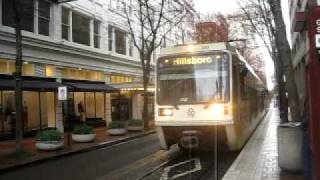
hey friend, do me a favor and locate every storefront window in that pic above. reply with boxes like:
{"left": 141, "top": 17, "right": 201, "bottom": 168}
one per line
{"left": 62, "top": 68, "right": 104, "bottom": 81}
{"left": 0, "top": 60, "right": 7, "bottom": 73}
{"left": 22, "top": 63, "right": 34, "bottom": 76}
{"left": 45, "top": 65, "right": 56, "bottom": 77}
{"left": 110, "top": 74, "right": 133, "bottom": 84}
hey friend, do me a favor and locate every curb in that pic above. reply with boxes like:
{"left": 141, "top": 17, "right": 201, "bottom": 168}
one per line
{"left": 0, "top": 130, "right": 156, "bottom": 173}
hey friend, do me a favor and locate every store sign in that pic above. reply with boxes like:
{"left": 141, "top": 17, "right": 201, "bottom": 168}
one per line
{"left": 58, "top": 86, "right": 68, "bottom": 101}
{"left": 315, "top": 16, "right": 320, "bottom": 58}
{"left": 316, "top": 19, "right": 320, "bottom": 48}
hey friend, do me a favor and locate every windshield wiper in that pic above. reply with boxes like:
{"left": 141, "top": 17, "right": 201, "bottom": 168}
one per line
{"left": 204, "top": 99, "right": 213, "bottom": 109}
{"left": 173, "top": 103, "right": 179, "bottom": 110}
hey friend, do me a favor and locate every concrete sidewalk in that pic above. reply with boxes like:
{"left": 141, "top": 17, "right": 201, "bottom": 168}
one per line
{"left": 0, "top": 127, "right": 155, "bottom": 173}
{"left": 222, "top": 108, "right": 305, "bottom": 180}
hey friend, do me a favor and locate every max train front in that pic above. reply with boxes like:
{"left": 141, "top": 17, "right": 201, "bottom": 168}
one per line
{"left": 155, "top": 49, "right": 233, "bottom": 150}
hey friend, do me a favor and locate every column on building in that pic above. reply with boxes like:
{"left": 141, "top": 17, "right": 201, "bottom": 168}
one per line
{"left": 132, "top": 93, "right": 143, "bottom": 120}
{"left": 105, "top": 93, "right": 112, "bottom": 126}
{"left": 90, "top": 18, "right": 94, "bottom": 47}
{"left": 51, "top": 2, "right": 61, "bottom": 40}
{"left": 34, "top": 0, "right": 39, "bottom": 35}
{"left": 126, "top": 33, "right": 130, "bottom": 56}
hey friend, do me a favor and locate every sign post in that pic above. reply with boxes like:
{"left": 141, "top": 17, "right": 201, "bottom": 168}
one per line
{"left": 58, "top": 86, "right": 71, "bottom": 147}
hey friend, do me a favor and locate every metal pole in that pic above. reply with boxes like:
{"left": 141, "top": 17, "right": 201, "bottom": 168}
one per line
{"left": 54, "top": 92, "right": 56, "bottom": 128}
{"left": 84, "top": 92, "right": 87, "bottom": 120}
{"left": 94, "top": 92, "right": 97, "bottom": 118}
{"left": 104, "top": 92, "right": 106, "bottom": 121}
{"left": 1, "top": 91, "right": 3, "bottom": 137}
{"left": 38, "top": 92, "right": 42, "bottom": 131}
{"left": 66, "top": 98, "right": 70, "bottom": 147}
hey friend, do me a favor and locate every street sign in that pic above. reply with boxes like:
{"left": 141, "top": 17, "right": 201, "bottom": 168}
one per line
{"left": 58, "top": 86, "right": 68, "bottom": 101}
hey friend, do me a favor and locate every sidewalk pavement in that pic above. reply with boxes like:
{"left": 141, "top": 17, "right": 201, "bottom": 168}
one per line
{"left": 0, "top": 126, "right": 155, "bottom": 172}
{"left": 222, "top": 107, "right": 305, "bottom": 180}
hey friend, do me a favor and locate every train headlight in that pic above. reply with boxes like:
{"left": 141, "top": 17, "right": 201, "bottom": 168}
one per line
{"left": 159, "top": 108, "right": 174, "bottom": 116}
{"left": 209, "top": 104, "right": 225, "bottom": 117}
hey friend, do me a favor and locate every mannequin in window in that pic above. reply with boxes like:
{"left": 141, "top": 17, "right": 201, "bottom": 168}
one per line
{"left": 23, "top": 101, "right": 28, "bottom": 132}
{"left": 78, "top": 101, "right": 85, "bottom": 122}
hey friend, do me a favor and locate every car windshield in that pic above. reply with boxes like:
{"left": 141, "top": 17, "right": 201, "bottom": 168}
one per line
{"left": 157, "top": 53, "right": 230, "bottom": 105}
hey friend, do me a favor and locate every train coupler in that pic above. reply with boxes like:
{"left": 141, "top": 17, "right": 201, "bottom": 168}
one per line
{"left": 180, "top": 130, "right": 199, "bottom": 149}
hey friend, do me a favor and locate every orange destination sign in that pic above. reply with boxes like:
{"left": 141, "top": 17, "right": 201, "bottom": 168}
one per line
{"left": 171, "top": 56, "right": 213, "bottom": 65}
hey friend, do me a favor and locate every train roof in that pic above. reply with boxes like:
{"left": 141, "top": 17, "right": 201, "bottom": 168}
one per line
{"left": 159, "top": 42, "right": 234, "bottom": 57}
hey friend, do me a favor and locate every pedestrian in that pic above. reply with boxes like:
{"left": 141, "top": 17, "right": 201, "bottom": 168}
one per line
{"left": 5, "top": 100, "right": 14, "bottom": 137}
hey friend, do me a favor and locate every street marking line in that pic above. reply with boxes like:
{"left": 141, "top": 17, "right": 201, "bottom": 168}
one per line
{"left": 160, "top": 158, "right": 202, "bottom": 180}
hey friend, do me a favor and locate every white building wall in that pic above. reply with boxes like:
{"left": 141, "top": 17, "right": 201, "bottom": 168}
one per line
{"left": 289, "top": 0, "right": 309, "bottom": 111}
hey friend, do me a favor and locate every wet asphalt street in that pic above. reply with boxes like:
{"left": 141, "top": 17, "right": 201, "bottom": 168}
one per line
{"left": 0, "top": 133, "right": 238, "bottom": 180}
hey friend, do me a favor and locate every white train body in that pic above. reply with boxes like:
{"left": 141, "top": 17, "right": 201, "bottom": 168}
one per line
{"left": 155, "top": 43, "right": 268, "bottom": 150}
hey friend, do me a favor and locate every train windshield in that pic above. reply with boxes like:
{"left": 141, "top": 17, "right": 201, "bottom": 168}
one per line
{"left": 157, "top": 53, "right": 230, "bottom": 105}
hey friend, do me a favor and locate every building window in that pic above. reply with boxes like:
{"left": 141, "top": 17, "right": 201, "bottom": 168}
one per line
{"left": 38, "top": 1, "right": 50, "bottom": 36}
{"left": 72, "top": 12, "right": 90, "bottom": 46}
{"left": 61, "top": 7, "right": 70, "bottom": 40}
{"left": 108, "top": 26, "right": 113, "bottom": 51}
{"left": 129, "top": 40, "right": 133, "bottom": 56}
{"left": 2, "top": 0, "right": 35, "bottom": 32}
{"left": 94, "top": 20, "right": 101, "bottom": 48}
{"left": 115, "top": 29, "right": 126, "bottom": 55}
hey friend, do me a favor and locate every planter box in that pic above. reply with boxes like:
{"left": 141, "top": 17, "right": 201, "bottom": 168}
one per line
{"left": 108, "top": 128, "right": 127, "bottom": 136}
{"left": 278, "top": 122, "right": 303, "bottom": 172}
{"left": 128, "top": 126, "right": 144, "bottom": 131}
{"left": 36, "top": 141, "right": 64, "bottom": 151}
{"left": 72, "top": 134, "right": 96, "bottom": 143}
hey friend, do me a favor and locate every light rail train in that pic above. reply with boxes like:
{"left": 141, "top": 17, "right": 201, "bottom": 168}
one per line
{"left": 155, "top": 43, "right": 268, "bottom": 150}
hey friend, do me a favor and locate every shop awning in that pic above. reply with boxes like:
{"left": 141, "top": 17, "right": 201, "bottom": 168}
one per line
{"left": 22, "top": 79, "right": 63, "bottom": 91}
{"left": 0, "top": 78, "right": 15, "bottom": 90}
{"left": 111, "top": 82, "right": 155, "bottom": 92}
{"left": 63, "top": 80, "right": 119, "bottom": 92}
{"left": 0, "top": 75, "right": 63, "bottom": 91}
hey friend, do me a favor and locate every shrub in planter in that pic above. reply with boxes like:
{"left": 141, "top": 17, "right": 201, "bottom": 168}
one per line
{"left": 72, "top": 124, "right": 96, "bottom": 143}
{"left": 107, "top": 121, "right": 127, "bottom": 136}
{"left": 128, "top": 119, "right": 144, "bottom": 131}
{"left": 36, "top": 129, "right": 63, "bottom": 151}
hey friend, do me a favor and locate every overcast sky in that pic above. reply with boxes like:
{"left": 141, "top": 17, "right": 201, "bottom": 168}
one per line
{"left": 193, "top": 0, "right": 291, "bottom": 90}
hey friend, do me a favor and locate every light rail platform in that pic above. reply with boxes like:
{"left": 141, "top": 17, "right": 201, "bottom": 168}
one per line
{"left": 222, "top": 108, "right": 304, "bottom": 180}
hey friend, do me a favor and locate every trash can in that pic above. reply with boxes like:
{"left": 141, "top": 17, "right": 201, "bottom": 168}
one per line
{"left": 278, "top": 122, "right": 303, "bottom": 172}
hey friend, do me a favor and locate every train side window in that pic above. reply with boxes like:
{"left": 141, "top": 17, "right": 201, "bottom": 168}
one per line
{"left": 240, "top": 68, "right": 248, "bottom": 100}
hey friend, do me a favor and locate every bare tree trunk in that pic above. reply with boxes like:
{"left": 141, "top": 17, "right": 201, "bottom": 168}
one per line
{"left": 268, "top": 0, "right": 301, "bottom": 122}
{"left": 12, "top": 0, "right": 23, "bottom": 151}
{"left": 142, "top": 55, "right": 151, "bottom": 130}
{"left": 274, "top": 52, "right": 288, "bottom": 122}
